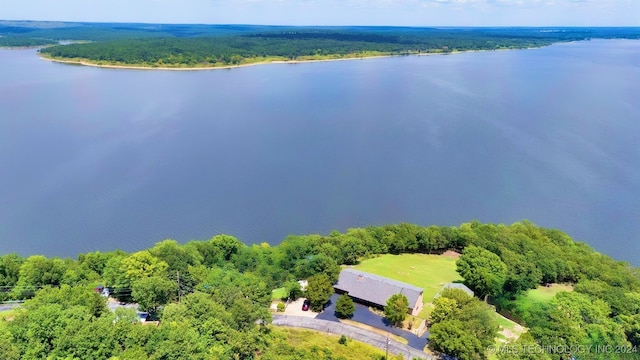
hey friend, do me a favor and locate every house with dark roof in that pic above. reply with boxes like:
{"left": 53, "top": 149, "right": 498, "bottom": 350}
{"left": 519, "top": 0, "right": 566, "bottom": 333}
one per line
{"left": 334, "top": 269, "right": 424, "bottom": 316}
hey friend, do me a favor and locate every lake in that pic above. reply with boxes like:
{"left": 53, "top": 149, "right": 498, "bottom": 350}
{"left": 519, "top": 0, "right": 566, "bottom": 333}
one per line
{"left": 1, "top": 40, "right": 639, "bottom": 265}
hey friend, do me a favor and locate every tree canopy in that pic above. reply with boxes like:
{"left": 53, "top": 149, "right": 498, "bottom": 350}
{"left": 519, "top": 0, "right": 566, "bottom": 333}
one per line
{"left": 335, "top": 294, "right": 355, "bottom": 319}
{"left": 0, "top": 24, "right": 629, "bottom": 68}
{"left": 0, "top": 220, "right": 638, "bottom": 359}
{"left": 384, "top": 293, "right": 409, "bottom": 326}
{"left": 456, "top": 245, "right": 507, "bottom": 300}
{"left": 305, "top": 274, "right": 334, "bottom": 312}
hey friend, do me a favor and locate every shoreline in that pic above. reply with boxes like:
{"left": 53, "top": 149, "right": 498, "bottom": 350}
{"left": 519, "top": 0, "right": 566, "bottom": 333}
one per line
{"left": 38, "top": 47, "right": 536, "bottom": 71}
{"left": 39, "top": 53, "right": 404, "bottom": 71}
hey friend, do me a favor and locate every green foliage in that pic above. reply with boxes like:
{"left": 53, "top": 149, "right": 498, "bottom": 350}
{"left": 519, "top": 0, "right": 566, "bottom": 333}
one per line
{"left": 22, "top": 285, "right": 107, "bottom": 318}
{"left": 335, "top": 294, "right": 355, "bottom": 319}
{"left": 429, "top": 288, "right": 498, "bottom": 360}
{"left": 497, "top": 332, "right": 552, "bottom": 360}
{"left": 121, "top": 251, "right": 169, "bottom": 282}
{"left": 150, "top": 239, "right": 202, "bottom": 274}
{"left": 384, "top": 293, "right": 409, "bottom": 326}
{"left": 339, "top": 235, "right": 367, "bottom": 265}
{"left": 1, "top": 219, "right": 639, "bottom": 359}
{"left": 0, "top": 36, "right": 57, "bottom": 47}
{"left": 0, "top": 319, "right": 20, "bottom": 360}
{"left": 145, "top": 322, "right": 210, "bottom": 360}
{"left": 77, "top": 251, "right": 118, "bottom": 279}
{"left": 0, "top": 253, "right": 23, "bottom": 287}
{"left": 456, "top": 245, "right": 507, "bottom": 300}
{"left": 51, "top": 316, "right": 117, "bottom": 360}
{"left": 0, "top": 253, "right": 23, "bottom": 301}
{"left": 526, "top": 291, "right": 632, "bottom": 359}
{"left": 113, "top": 306, "right": 139, "bottom": 324}
{"left": 429, "top": 319, "right": 486, "bottom": 360}
{"left": 34, "top": 27, "right": 640, "bottom": 68}
{"left": 277, "top": 302, "right": 286, "bottom": 312}
{"left": 286, "top": 280, "right": 304, "bottom": 301}
{"left": 200, "top": 267, "right": 271, "bottom": 308}
{"left": 131, "top": 276, "right": 177, "bottom": 314}
{"left": 11, "top": 255, "right": 67, "bottom": 298}
{"left": 306, "top": 274, "right": 334, "bottom": 312}
{"left": 339, "top": 335, "right": 348, "bottom": 345}
{"left": 210, "top": 234, "right": 244, "bottom": 261}
{"left": 430, "top": 296, "right": 459, "bottom": 324}
{"left": 295, "top": 253, "right": 341, "bottom": 283}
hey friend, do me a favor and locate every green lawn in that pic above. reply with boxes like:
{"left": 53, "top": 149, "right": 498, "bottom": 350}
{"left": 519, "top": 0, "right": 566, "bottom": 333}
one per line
{"left": 512, "top": 283, "right": 574, "bottom": 317}
{"left": 524, "top": 283, "right": 573, "bottom": 302}
{"left": 270, "top": 327, "right": 396, "bottom": 360}
{"left": 350, "top": 254, "right": 462, "bottom": 303}
{"left": 272, "top": 287, "right": 288, "bottom": 300}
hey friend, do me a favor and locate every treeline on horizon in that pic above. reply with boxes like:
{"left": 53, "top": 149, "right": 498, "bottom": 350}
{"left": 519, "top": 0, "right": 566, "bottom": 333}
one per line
{"left": 2, "top": 22, "right": 640, "bottom": 66}
{"left": 37, "top": 28, "right": 640, "bottom": 66}
{"left": 1, "top": 220, "right": 639, "bottom": 359}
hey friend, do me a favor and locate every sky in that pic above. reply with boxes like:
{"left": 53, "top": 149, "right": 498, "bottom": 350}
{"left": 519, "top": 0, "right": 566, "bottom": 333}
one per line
{"left": 0, "top": 0, "right": 639, "bottom": 26}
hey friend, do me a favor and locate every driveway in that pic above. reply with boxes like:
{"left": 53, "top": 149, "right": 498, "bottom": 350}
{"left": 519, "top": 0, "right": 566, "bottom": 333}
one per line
{"left": 280, "top": 297, "right": 318, "bottom": 318}
{"left": 0, "top": 303, "right": 21, "bottom": 312}
{"left": 273, "top": 315, "right": 433, "bottom": 360}
{"left": 316, "top": 294, "right": 429, "bottom": 350}
{"left": 106, "top": 299, "right": 139, "bottom": 312}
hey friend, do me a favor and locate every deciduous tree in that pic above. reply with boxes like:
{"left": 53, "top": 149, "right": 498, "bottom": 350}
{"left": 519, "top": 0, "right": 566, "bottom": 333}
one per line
{"left": 384, "top": 293, "right": 408, "bottom": 326}
{"left": 456, "top": 246, "right": 507, "bottom": 300}
{"left": 131, "top": 276, "right": 177, "bottom": 315}
{"left": 305, "top": 274, "right": 334, "bottom": 312}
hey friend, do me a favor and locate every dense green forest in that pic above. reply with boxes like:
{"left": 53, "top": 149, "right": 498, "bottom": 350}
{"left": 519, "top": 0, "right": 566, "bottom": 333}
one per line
{"left": 1, "top": 221, "right": 639, "bottom": 359}
{"left": 36, "top": 28, "right": 640, "bottom": 68}
{"left": 2, "top": 21, "right": 640, "bottom": 67}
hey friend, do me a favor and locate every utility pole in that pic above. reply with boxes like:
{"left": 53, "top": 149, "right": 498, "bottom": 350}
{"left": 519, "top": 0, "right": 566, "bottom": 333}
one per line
{"left": 385, "top": 335, "right": 389, "bottom": 360}
{"left": 177, "top": 271, "right": 181, "bottom": 303}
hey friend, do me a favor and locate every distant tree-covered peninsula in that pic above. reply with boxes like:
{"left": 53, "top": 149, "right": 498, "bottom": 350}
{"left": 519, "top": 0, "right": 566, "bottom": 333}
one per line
{"left": 2, "top": 21, "right": 640, "bottom": 68}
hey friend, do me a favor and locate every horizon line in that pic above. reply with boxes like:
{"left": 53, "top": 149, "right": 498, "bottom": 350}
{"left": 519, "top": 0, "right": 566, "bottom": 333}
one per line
{"left": 2, "top": 19, "right": 640, "bottom": 29}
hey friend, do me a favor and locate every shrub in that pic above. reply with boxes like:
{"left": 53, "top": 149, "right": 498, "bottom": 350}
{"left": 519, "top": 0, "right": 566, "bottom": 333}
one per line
{"left": 335, "top": 294, "right": 355, "bottom": 319}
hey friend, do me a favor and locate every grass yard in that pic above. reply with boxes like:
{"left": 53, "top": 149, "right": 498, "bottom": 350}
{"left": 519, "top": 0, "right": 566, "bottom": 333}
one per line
{"left": 495, "top": 313, "right": 526, "bottom": 339}
{"left": 0, "top": 308, "right": 20, "bottom": 321}
{"left": 338, "top": 319, "right": 408, "bottom": 344}
{"left": 269, "top": 327, "right": 403, "bottom": 360}
{"left": 272, "top": 287, "right": 288, "bottom": 300}
{"left": 350, "top": 254, "right": 462, "bottom": 302}
{"left": 524, "top": 283, "right": 573, "bottom": 302}
{"left": 513, "top": 283, "right": 574, "bottom": 315}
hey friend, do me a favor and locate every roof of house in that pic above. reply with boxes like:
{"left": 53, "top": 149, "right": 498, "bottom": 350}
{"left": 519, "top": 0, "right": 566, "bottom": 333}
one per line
{"left": 434, "top": 282, "right": 475, "bottom": 299}
{"left": 334, "top": 269, "right": 423, "bottom": 309}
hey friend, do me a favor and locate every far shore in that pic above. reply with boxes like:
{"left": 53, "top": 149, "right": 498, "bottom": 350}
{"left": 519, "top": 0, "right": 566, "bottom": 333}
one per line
{"left": 39, "top": 53, "right": 401, "bottom": 71}
{"left": 38, "top": 46, "right": 540, "bottom": 71}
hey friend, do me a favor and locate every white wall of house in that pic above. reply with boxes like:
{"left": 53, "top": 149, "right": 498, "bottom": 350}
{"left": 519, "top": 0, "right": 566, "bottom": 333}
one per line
{"left": 410, "top": 293, "right": 424, "bottom": 316}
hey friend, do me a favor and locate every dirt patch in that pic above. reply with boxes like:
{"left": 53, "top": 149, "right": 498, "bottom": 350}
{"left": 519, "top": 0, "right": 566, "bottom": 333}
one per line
{"left": 500, "top": 324, "right": 526, "bottom": 341}
{"left": 441, "top": 250, "right": 461, "bottom": 258}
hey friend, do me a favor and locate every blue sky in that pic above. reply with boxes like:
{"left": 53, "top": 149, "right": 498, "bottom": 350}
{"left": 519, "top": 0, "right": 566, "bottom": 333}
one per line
{"left": 1, "top": 0, "right": 638, "bottom": 26}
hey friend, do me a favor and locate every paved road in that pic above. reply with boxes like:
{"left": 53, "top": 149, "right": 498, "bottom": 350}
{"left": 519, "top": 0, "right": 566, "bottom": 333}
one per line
{"left": 0, "top": 302, "right": 23, "bottom": 312}
{"left": 317, "top": 294, "right": 430, "bottom": 350}
{"left": 273, "top": 314, "right": 433, "bottom": 360}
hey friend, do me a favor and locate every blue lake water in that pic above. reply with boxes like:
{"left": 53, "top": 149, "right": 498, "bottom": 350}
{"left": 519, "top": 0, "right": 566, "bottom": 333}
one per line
{"left": 1, "top": 40, "right": 639, "bottom": 265}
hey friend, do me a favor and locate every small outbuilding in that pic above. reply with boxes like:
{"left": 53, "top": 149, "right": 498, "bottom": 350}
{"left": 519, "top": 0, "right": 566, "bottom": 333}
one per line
{"left": 334, "top": 269, "right": 424, "bottom": 316}
{"left": 434, "top": 282, "right": 475, "bottom": 299}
